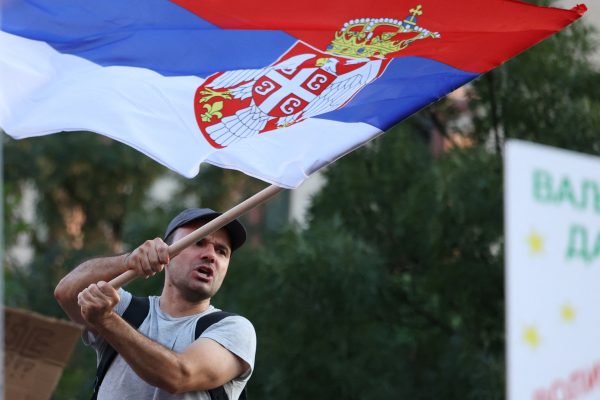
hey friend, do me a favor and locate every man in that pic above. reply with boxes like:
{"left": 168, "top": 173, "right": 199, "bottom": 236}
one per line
{"left": 54, "top": 208, "right": 256, "bottom": 400}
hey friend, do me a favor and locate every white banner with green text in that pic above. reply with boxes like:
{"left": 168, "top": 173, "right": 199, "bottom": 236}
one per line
{"left": 506, "top": 140, "right": 600, "bottom": 400}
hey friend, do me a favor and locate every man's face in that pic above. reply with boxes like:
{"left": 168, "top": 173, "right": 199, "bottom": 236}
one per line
{"left": 166, "top": 220, "right": 232, "bottom": 302}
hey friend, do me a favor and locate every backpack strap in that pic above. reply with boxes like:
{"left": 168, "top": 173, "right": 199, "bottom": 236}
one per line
{"left": 91, "top": 295, "right": 150, "bottom": 400}
{"left": 194, "top": 311, "right": 237, "bottom": 339}
{"left": 195, "top": 312, "right": 248, "bottom": 400}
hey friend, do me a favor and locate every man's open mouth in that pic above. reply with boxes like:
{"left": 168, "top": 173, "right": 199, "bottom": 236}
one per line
{"left": 193, "top": 265, "right": 214, "bottom": 281}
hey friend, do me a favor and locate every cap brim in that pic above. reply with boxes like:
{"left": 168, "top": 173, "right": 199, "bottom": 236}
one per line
{"left": 164, "top": 209, "right": 247, "bottom": 251}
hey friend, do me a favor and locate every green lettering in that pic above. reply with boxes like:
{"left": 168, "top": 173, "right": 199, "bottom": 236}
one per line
{"left": 580, "top": 180, "right": 599, "bottom": 213}
{"left": 533, "top": 169, "right": 554, "bottom": 203}
{"left": 566, "top": 224, "right": 590, "bottom": 262}
{"left": 532, "top": 171, "right": 600, "bottom": 213}
{"left": 555, "top": 177, "right": 579, "bottom": 208}
{"left": 591, "top": 230, "right": 600, "bottom": 260}
{"left": 584, "top": 180, "right": 600, "bottom": 215}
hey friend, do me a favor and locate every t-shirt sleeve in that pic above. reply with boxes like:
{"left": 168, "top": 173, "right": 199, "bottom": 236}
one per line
{"left": 82, "top": 288, "right": 132, "bottom": 348}
{"left": 201, "top": 315, "right": 257, "bottom": 380}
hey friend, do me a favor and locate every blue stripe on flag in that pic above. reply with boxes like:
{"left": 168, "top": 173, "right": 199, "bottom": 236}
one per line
{"left": 318, "top": 58, "right": 478, "bottom": 129}
{"left": 1, "top": 0, "right": 297, "bottom": 76}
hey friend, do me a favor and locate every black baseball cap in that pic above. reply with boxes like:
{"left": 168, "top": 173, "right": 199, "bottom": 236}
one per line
{"left": 164, "top": 208, "right": 247, "bottom": 252}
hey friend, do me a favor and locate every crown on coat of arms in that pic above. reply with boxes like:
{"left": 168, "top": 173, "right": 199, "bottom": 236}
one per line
{"left": 326, "top": 4, "right": 440, "bottom": 58}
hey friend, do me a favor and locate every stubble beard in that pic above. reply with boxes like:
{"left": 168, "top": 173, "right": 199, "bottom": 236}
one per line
{"left": 168, "top": 268, "right": 214, "bottom": 303}
{"left": 178, "top": 279, "right": 214, "bottom": 303}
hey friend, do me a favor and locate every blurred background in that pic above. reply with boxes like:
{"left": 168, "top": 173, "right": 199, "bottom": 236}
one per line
{"left": 4, "top": 1, "right": 600, "bottom": 398}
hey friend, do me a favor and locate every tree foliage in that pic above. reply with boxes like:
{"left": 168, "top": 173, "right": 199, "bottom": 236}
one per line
{"left": 217, "top": 9, "right": 599, "bottom": 398}
{"left": 3, "top": 5, "right": 599, "bottom": 398}
{"left": 218, "top": 130, "right": 505, "bottom": 400}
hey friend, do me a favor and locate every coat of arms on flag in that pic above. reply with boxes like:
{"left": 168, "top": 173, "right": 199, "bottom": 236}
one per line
{"left": 195, "top": 5, "right": 440, "bottom": 148}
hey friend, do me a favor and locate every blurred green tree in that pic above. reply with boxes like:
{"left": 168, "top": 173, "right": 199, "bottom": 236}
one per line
{"left": 216, "top": 6, "right": 600, "bottom": 399}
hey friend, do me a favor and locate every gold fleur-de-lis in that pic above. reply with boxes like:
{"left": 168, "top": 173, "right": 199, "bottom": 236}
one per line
{"left": 201, "top": 101, "right": 224, "bottom": 122}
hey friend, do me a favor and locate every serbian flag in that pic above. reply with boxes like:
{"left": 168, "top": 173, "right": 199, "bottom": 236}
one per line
{"left": 0, "top": 0, "right": 586, "bottom": 188}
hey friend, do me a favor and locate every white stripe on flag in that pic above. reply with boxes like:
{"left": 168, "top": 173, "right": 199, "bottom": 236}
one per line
{"left": 0, "top": 31, "right": 381, "bottom": 188}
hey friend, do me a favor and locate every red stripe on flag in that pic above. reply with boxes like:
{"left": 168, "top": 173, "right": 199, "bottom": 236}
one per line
{"left": 172, "top": 0, "right": 586, "bottom": 73}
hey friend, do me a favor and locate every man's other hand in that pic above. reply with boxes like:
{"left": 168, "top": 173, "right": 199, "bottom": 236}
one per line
{"left": 77, "top": 281, "right": 120, "bottom": 327}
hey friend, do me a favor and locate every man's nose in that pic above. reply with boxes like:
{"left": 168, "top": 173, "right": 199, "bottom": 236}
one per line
{"left": 199, "top": 243, "right": 217, "bottom": 261}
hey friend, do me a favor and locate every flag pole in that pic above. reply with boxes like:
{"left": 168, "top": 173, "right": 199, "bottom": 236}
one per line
{"left": 109, "top": 184, "right": 285, "bottom": 289}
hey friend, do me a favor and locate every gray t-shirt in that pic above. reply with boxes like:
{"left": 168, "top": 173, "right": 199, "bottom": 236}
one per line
{"left": 83, "top": 289, "right": 256, "bottom": 400}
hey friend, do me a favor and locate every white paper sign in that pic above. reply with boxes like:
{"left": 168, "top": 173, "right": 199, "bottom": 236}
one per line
{"left": 506, "top": 140, "right": 600, "bottom": 400}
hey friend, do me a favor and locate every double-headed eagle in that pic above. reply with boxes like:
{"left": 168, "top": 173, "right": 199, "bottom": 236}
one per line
{"left": 197, "top": 5, "right": 439, "bottom": 148}
{"left": 201, "top": 54, "right": 383, "bottom": 147}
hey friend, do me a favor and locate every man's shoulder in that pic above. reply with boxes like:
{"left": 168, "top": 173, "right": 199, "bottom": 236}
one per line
{"left": 199, "top": 309, "right": 257, "bottom": 374}
{"left": 202, "top": 308, "right": 253, "bottom": 327}
{"left": 200, "top": 310, "right": 256, "bottom": 340}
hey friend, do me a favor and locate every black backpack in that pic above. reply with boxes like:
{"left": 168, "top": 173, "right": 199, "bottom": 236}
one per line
{"left": 91, "top": 296, "right": 248, "bottom": 400}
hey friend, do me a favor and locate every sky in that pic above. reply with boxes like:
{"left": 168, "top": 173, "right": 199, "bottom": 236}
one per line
{"left": 560, "top": 0, "right": 600, "bottom": 61}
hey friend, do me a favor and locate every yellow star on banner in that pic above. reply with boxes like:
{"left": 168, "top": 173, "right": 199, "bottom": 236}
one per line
{"left": 522, "top": 325, "right": 541, "bottom": 349}
{"left": 527, "top": 230, "right": 544, "bottom": 254}
{"left": 561, "top": 304, "right": 576, "bottom": 322}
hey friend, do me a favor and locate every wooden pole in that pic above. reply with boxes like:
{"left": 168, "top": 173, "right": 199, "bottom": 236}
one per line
{"left": 109, "top": 184, "right": 285, "bottom": 289}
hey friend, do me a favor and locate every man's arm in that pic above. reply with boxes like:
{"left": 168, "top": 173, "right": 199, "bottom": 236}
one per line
{"left": 54, "top": 238, "right": 169, "bottom": 326}
{"left": 78, "top": 282, "right": 247, "bottom": 394}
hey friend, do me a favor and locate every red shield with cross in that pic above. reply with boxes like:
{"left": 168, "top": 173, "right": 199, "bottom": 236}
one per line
{"left": 251, "top": 66, "right": 336, "bottom": 118}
